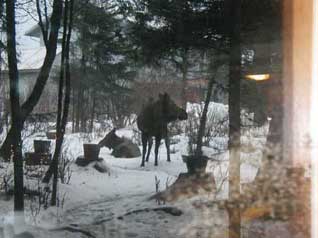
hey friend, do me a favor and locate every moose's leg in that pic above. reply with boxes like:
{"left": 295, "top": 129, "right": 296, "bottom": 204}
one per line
{"left": 141, "top": 133, "right": 148, "bottom": 167}
{"left": 145, "top": 137, "right": 153, "bottom": 162}
{"left": 154, "top": 136, "right": 161, "bottom": 166}
{"left": 165, "top": 136, "right": 171, "bottom": 162}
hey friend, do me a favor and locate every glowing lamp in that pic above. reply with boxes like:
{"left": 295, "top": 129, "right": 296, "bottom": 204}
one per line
{"left": 245, "top": 74, "right": 271, "bottom": 81}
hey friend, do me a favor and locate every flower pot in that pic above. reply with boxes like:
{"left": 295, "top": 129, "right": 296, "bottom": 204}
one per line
{"left": 34, "top": 140, "right": 51, "bottom": 154}
{"left": 83, "top": 143, "right": 100, "bottom": 160}
{"left": 182, "top": 155, "right": 208, "bottom": 174}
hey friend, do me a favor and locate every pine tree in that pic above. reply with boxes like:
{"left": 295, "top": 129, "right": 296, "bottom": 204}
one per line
{"left": 71, "top": 1, "right": 136, "bottom": 131}
{"left": 123, "top": 0, "right": 226, "bottom": 107}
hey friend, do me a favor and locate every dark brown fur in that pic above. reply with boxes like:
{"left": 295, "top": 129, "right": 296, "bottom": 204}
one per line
{"left": 137, "top": 93, "right": 187, "bottom": 166}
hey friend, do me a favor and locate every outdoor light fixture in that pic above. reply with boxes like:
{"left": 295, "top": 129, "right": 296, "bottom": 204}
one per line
{"left": 245, "top": 73, "right": 271, "bottom": 81}
{"left": 244, "top": 61, "right": 271, "bottom": 81}
{"left": 243, "top": 47, "right": 272, "bottom": 81}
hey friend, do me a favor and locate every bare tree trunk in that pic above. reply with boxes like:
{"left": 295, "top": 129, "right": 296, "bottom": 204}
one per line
{"left": 180, "top": 49, "right": 188, "bottom": 109}
{"left": 72, "top": 87, "right": 75, "bottom": 133}
{"left": 75, "top": 84, "right": 80, "bottom": 132}
{"left": 252, "top": 6, "right": 283, "bottom": 187}
{"left": 36, "top": 0, "right": 48, "bottom": 47}
{"left": 5, "top": 0, "right": 24, "bottom": 219}
{"left": 0, "top": 0, "right": 63, "bottom": 161}
{"left": 80, "top": 89, "right": 87, "bottom": 132}
{"left": 227, "top": 0, "right": 242, "bottom": 237}
{"left": 75, "top": 54, "right": 86, "bottom": 132}
{"left": 50, "top": 0, "right": 69, "bottom": 205}
{"left": 51, "top": 0, "right": 73, "bottom": 204}
{"left": 89, "top": 90, "right": 96, "bottom": 133}
{"left": 194, "top": 58, "right": 221, "bottom": 158}
{"left": 43, "top": 0, "right": 74, "bottom": 189}
{"left": 75, "top": 60, "right": 84, "bottom": 133}
{"left": 256, "top": 76, "right": 283, "bottom": 178}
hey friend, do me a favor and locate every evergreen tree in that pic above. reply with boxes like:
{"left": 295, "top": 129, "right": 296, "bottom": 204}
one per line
{"left": 240, "top": 0, "right": 282, "bottom": 126}
{"left": 122, "top": 0, "right": 226, "bottom": 107}
{"left": 71, "top": 1, "right": 136, "bottom": 131}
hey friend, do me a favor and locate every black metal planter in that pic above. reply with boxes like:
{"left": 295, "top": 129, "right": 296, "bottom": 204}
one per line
{"left": 34, "top": 140, "right": 51, "bottom": 154}
{"left": 83, "top": 143, "right": 100, "bottom": 161}
{"left": 182, "top": 155, "right": 208, "bottom": 174}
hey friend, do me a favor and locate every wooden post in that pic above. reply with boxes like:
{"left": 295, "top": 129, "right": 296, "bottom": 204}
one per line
{"left": 282, "top": 0, "right": 313, "bottom": 166}
{"left": 312, "top": 1, "right": 318, "bottom": 237}
{"left": 282, "top": 0, "right": 314, "bottom": 236}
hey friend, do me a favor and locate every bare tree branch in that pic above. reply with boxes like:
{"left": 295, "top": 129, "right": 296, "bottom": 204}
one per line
{"left": 36, "top": 0, "right": 48, "bottom": 48}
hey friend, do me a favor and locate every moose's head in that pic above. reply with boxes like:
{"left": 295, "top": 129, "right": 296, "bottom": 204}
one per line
{"left": 159, "top": 93, "right": 188, "bottom": 122}
{"left": 98, "top": 128, "right": 121, "bottom": 149}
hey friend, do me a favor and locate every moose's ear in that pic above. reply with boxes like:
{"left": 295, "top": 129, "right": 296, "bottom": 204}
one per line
{"left": 111, "top": 128, "right": 117, "bottom": 132}
{"left": 159, "top": 93, "right": 164, "bottom": 99}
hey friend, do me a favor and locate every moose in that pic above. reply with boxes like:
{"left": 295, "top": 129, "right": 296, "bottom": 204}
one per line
{"left": 137, "top": 93, "right": 188, "bottom": 167}
{"left": 98, "top": 128, "right": 141, "bottom": 158}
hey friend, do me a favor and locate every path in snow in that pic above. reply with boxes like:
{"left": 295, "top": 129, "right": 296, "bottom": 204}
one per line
{"left": 62, "top": 193, "right": 150, "bottom": 225}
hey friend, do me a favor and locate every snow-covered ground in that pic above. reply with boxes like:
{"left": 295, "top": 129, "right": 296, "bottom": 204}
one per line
{"left": 0, "top": 102, "right": 270, "bottom": 238}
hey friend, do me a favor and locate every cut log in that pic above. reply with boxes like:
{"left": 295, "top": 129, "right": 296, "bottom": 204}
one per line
{"left": 151, "top": 172, "right": 216, "bottom": 202}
